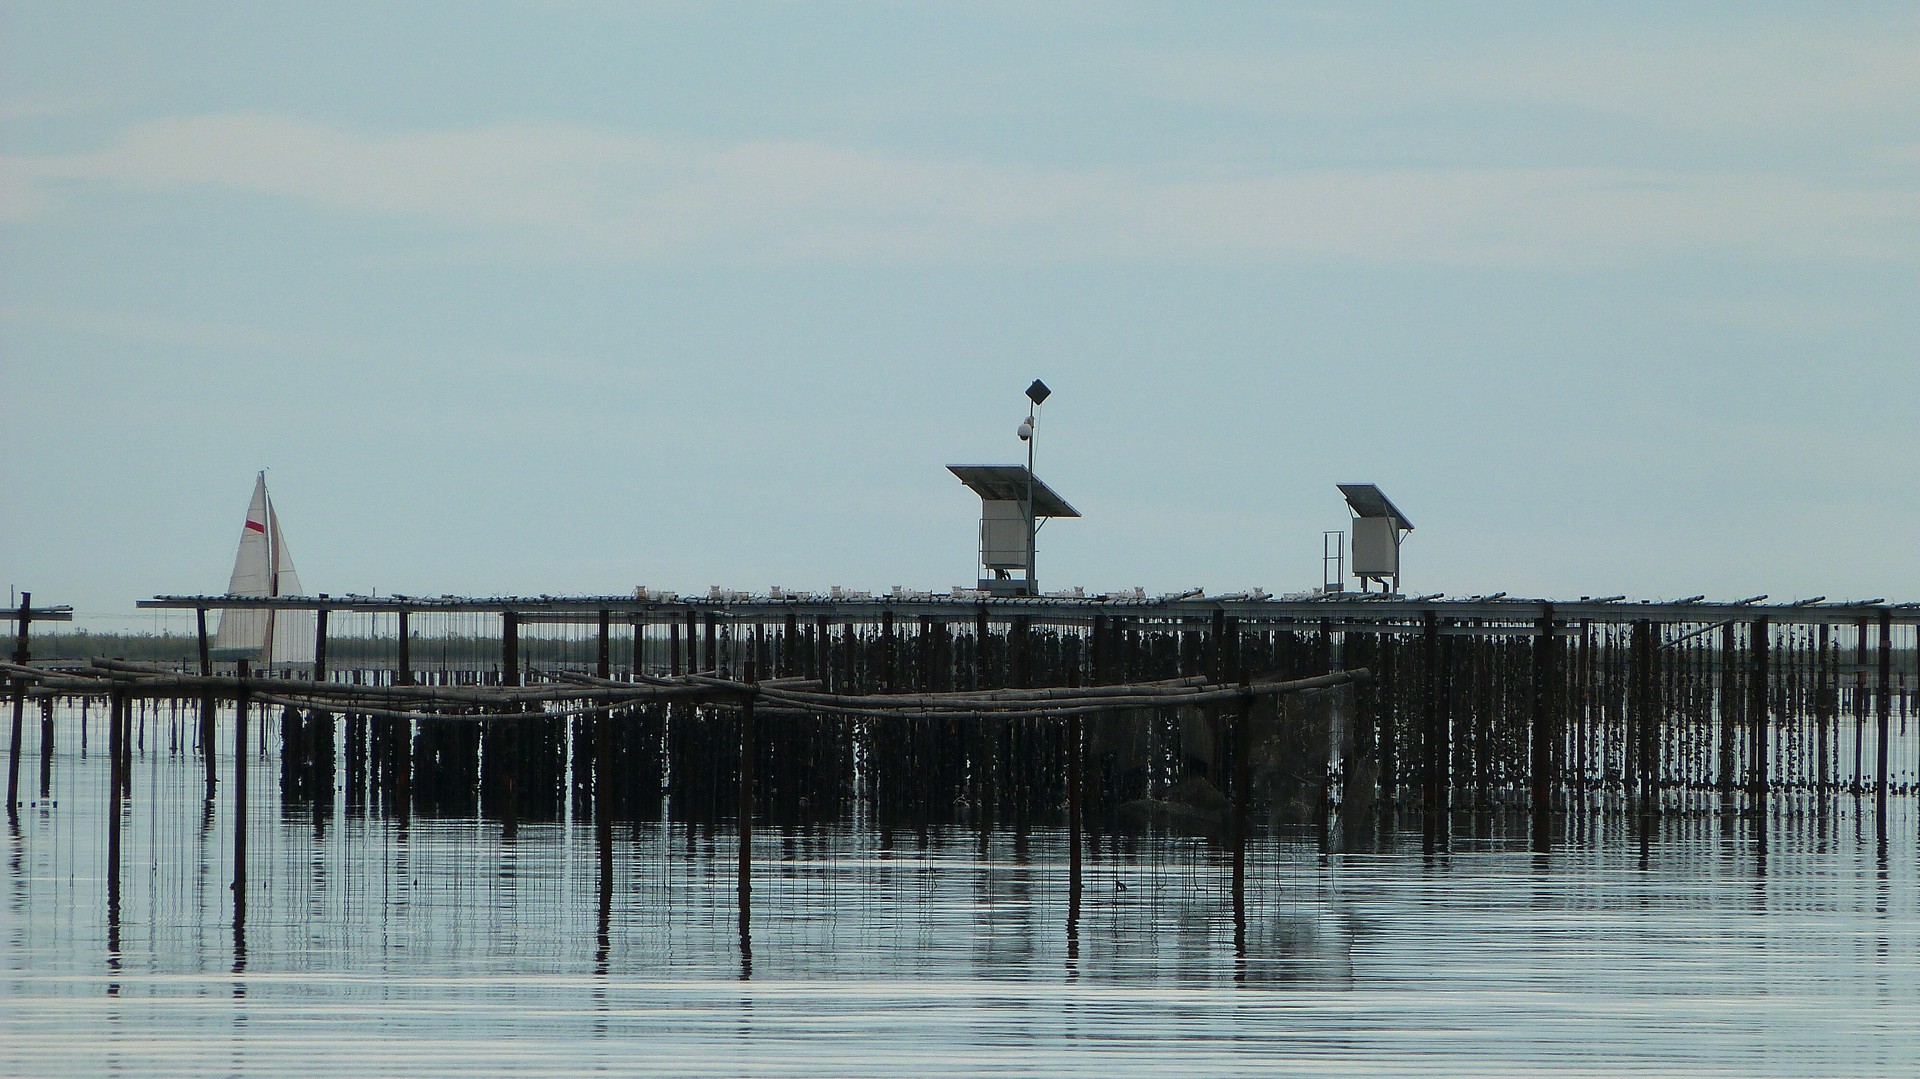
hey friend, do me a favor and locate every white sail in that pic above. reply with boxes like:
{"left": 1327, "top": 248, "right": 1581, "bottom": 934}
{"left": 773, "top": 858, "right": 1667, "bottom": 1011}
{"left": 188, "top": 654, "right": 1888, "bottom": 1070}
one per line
{"left": 212, "top": 473, "right": 316, "bottom": 665}
{"left": 263, "top": 499, "right": 315, "bottom": 664}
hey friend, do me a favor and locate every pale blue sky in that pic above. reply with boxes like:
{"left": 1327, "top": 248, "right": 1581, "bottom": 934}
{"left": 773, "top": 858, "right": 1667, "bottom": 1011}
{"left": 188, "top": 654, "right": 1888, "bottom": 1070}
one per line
{"left": 4, "top": 2, "right": 1916, "bottom": 627}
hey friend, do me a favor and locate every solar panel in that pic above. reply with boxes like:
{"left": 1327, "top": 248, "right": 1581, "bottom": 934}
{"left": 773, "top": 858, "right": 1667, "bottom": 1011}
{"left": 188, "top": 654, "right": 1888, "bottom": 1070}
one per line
{"left": 1337, "top": 483, "right": 1413, "bottom": 530}
{"left": 948, "top": 465, "right": 1081, "bottom": 518}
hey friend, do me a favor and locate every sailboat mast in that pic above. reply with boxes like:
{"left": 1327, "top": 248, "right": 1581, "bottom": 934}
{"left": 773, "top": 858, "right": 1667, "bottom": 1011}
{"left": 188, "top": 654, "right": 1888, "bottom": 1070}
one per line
{"left": 262, "top": 471, "right": 278, "bottom": 666}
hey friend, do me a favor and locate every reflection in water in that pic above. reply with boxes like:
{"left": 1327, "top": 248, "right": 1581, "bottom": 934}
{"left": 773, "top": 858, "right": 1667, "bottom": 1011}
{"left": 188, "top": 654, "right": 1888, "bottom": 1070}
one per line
{"left": 0, "top": 706, "right": 1917, "bottom": 1077}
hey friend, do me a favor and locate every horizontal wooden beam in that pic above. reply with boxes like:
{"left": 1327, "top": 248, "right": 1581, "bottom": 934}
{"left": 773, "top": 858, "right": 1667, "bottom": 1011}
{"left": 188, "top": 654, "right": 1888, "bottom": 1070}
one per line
{"left": 135, "top": 592, "right": 1920, "bottom": 629}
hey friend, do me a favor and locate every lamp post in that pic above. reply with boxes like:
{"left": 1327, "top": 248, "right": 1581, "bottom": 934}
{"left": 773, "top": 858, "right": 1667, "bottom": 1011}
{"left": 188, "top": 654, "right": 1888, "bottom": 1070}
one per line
{"left": 1018, "top": 379, "right": 1050, "bottom": 596}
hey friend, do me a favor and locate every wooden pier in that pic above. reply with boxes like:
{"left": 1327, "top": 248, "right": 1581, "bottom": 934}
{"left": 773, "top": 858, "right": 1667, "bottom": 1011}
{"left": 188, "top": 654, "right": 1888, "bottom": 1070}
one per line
{"left": 7, "top": 588, "right": 1915, "bottom": 837}
{"left": 6, "top": 588, "right": 1917, "bottom": 963}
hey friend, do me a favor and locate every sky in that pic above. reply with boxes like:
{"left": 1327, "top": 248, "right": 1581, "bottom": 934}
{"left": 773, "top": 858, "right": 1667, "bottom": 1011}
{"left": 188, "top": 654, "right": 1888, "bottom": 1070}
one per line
{"left": 3, "top": 2, "right": 1916, "bottom": 631}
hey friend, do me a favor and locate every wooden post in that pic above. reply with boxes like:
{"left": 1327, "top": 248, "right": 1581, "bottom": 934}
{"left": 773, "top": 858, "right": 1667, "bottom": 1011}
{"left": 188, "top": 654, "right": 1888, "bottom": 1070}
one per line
{"left": 1421, "top": 612, "right": 1443, "bottom": 829}
{"left": 971, "top": 606, "right": 992, "bottom": 824}
{"left": 1853, "top": 619, "right": 1869, "bottom": 791}
{"left": 596, "top": 688, "right": 615, "bottom": 934}
{"left": 116, "top": 681, "right": 132, "bottom": 801}
{"left": 1068, "top": 695, "right": 1082, "bottom": 962}
{"left": 929, "top": 616, "right": 951, "bottom": 692}
{"left": 1814, "top": 621, "right": 1831, "bottom": 795}
{"left": 703, "top": 612, "right": 718, "bottom": 676}
{"left": 502, "top": 611, "right": 521, "bottom": 688}
{"left": 880, "top": 610, "right": 896, "bottom": 692}
{"left": 197, "top": 607, "right": 216, "bottom": 796}
{"left": 668, "top": 619, "right": 682, "bottom": 676}
{"left": 738, "top": 658, "right": 756, "bottom": 944}
{"left": 1876, "top": 609, "right": 1892, "bottom": 819}
{"left": 1067, "top": 688, "right": 1083, "bottom": 918}
{"left": 106, "top": 687, "right": 125, "bottom": 931}
{"left": 1372, "top": 633, "right": 1396, "bottom": 803}
{"left": 1230, "top": 676, "right": 1252, "bottom": 956}
{"left": 1748, "top": 618, "right": 1769, "bottom": 805}
{"left": 37, "top": 698, "right": 52, "bottom": 803}
{"left": 782, "top": 612, "right": 799, "bottom": 679}
{"left": 233, "top": 660, "right": 251, "bottom": 934}
{"left": 1575, "top": 619, "right": 1593, "bottom": 800}
{"left": 974, "top": 607, "right": 991, "bottom": 690}
{"left": 1011, "top": 616, "right": 1030, "bottom": 689}
{"left": 313, "top": 606, "right": 329, "bottom": 683}
{"left": 1532, "top": 607, "right": 1557, "bottom": 849}
{"left": 7, "top": 592, "right": 29, "bottom": 812}
{"left": 597, "top": 609, "right": 612, "bottom": 681}
{"left": 1642, "top": 622, "right": 1661, "bottom": 816}
{"left": 395, "top": 610, "right": 413, "bottom": 687}
{"left": 917, "top": 614, "right": 935, "bottom": 692}
{"left": 1717, "top": 621, "right": 1738, "bottom": 798}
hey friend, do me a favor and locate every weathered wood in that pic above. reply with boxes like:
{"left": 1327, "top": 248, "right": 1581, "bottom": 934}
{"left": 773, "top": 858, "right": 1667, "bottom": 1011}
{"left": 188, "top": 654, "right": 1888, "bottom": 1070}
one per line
{"left": 198, "top": 606, "right": 216, "bottom": 796}
{"left": 1853, "top": 619, "right": 1869, "bottom": 790}
{"left": 1229, "top": 677, "right": 1252, "bottom": 954}
{"left": 738, "top": 658, "right": 757, "bottom": 938}
{"left": 1421, "top": 612, "right": 1443, "bottom": 823}
{"left": 314, "top": 607, "right": 329, "bottom": 683}
{"left": 1532, "top": 606, "right": 1556, "bottom": 848}
{"left": 1814, "top": 622, "right": 1831, "bottom": 794}
{"left": 501, "top": 612, "right": 520, "bottom": 688}
{"left": 1717, "top": 621, "right": 1738, "bottom": 797}
{"left": 1749, "top": 618, "right": 1769, "bottom": 804}
{"left": 973, "top": 607, "right": 991, "bottom": 690}
{"left": 1067, "top": 708, "right": 1082, "bottom": 909}
{"left": 233, "top": 660, "right": 251, "bottom": 934}
{"left": 1876, "top": 609, "right": 1892, "bottom": 816}
{"left": 6, "top": 592, "right": 27, "bottom": 812}
{"left": 395, "top": 610, "right": 414, "bottom": 683}
{"left": 106, "top": 687, "right": 125, "bottom": 932}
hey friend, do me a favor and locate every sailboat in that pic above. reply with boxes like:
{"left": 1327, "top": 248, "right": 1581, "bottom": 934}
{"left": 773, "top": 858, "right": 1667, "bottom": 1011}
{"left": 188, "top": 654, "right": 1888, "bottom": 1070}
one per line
{"left": 212, "top": 472, "right": 316, "bottom": 665}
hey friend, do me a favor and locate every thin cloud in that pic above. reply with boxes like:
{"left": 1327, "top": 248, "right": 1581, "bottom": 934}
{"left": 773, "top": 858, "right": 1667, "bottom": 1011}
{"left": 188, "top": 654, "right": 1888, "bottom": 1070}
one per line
{"left": 1123, "top": 18, "right": 1920, "bottom": 141}
{"left": 8, "top": 113, "right": 1915, "bottom": 266}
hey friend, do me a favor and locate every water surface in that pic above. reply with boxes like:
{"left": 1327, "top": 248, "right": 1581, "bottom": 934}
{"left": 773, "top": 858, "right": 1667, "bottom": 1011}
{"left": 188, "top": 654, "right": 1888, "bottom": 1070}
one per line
{"left": 4, "top": 706, "right": 1917, "bottom": 1076}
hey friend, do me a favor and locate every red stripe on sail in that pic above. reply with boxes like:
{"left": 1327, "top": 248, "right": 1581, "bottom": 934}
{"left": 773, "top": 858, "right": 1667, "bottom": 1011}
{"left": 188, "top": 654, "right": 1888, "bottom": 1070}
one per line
{"left": 246, "top": 520, "right": 267, "bottom": 533}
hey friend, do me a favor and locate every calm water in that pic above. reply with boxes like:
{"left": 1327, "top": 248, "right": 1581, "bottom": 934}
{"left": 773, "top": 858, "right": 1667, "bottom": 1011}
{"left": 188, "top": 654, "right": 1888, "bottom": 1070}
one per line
{"left": 4, "top": 706, "right": 1918, "bottom": 1076}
